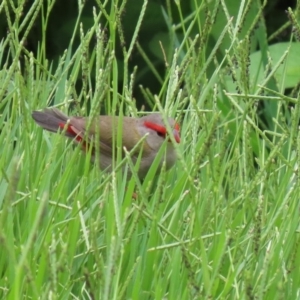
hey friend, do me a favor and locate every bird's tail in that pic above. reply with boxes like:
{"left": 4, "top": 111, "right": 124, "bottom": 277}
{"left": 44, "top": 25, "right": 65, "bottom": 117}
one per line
{"left": 32, "top": 108, "right": 74, "bottom": 138}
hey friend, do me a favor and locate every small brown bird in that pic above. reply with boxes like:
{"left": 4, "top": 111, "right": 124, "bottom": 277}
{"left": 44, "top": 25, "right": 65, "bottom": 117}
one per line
{"left": 32, "top": 108, "right": 180, "bottom": 179}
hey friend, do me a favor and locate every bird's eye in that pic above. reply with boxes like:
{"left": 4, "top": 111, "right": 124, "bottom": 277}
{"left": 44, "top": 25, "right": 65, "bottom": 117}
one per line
{"left": 156, "top": 131, "right": 165, "bottom": 138}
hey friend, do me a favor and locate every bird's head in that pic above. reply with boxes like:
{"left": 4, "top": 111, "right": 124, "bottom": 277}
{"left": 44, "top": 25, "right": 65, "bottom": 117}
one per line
{"left": 137, "top": 113, "right": 180, "bottom": 151}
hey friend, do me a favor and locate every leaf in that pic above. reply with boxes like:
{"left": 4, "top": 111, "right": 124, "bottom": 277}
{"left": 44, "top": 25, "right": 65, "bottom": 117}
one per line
{"left": 250, "top": 42, "right": 300, "bottom": 89}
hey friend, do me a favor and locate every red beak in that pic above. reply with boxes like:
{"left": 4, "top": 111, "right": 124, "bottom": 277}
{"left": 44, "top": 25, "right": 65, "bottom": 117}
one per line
{"left": 173, "top": 129, "right": 180, "bottom": 143}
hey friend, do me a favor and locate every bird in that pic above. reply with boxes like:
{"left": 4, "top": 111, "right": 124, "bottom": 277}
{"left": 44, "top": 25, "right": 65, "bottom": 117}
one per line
{"left": 31, "top": 108, "right": 180, "bottom": 179}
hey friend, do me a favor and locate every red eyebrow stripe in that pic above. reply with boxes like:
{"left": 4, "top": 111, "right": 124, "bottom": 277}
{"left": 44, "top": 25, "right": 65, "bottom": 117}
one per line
{"left": 144, "top": 121, "right": 180, "bottom": 143}
{"left": 144, "top": 121, "right": 167, "bottom": 134}
{"left": 144, "top": 121, "right": 180, "bottom": 132}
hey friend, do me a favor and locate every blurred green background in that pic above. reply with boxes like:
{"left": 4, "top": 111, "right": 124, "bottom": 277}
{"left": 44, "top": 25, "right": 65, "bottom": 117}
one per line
{"left": 0, "top": 0, "right": 297, "bottom": 109}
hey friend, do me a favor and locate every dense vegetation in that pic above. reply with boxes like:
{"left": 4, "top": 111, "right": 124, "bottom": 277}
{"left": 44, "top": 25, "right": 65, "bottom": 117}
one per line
{"left": 0, "top": 0, "right": 300, "bottom": 299}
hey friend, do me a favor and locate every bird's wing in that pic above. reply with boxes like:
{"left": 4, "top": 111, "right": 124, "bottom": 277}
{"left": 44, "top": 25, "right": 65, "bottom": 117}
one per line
{"left": 69, "top": 116, "right": 143, "bottom": 157}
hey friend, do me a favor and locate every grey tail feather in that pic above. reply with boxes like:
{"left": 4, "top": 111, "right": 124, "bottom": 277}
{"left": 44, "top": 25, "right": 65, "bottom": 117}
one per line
{"left": 32, "top": 108, "right": 74, "bottom": 138}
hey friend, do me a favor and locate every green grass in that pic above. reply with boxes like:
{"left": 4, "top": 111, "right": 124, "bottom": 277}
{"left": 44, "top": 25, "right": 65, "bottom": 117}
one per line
{"left": 1, "top": 0, "right": 300, "bottom": 299}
